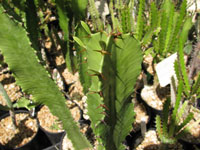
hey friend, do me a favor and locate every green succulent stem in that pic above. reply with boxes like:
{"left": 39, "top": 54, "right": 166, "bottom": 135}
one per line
{"left": 0, "top": 6, "right": 92, "bottom": 150}
{"left": 0, "top": 83, "right": 12, "bottom": 109}
{"left": 74, "top": 22, "right": 142, "bottom": 149}
{"left": 0, "top": 83, "right": 16, "bottom": 129}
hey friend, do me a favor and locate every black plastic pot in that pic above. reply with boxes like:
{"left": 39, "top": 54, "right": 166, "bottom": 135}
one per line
{"left": 39, "top": 125, "right": 65, "bottom": 145}
{"left": 0, "top": 110, "right": 42, "bottom": 150}
{"left": 0, "top": 109, "right": 7, "bottom": 116}
{"left": 37, "top": 104, "right": 66, "bottom": 145}
{"left": 178, "top": 106, "right": 200, "bottom": 146}
{"left": 59, "top": 132, "right": 66, "bottom": 150}
{"left": 178, "top": 140, "right": 196, "bottom": 150}
{"left": 36, "top": 127, "right": 53, "bottom": 149}
{"left": 42, "top": 142, "right": 60, "bottom": 150}
{"left": 179, "top": 135, "right": 200, "bottom": 147}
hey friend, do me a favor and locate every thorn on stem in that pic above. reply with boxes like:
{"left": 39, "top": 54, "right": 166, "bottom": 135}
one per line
{"left": 88, "top": 71, "right": 106, "bottom": 80}
{"left": 94, "top": 50, "right": 111, "bottom": 56}
{"left": 88, "top": 90, "right": 103, "bottom": 97}
{"left": 96, "top": 104, "right": 109, "bottom": 111}
{"left": 80, "top": 49, "right": 86, "bottom": 53}
{"left": 100, "top": 111, "right": 109, "bottom": 117}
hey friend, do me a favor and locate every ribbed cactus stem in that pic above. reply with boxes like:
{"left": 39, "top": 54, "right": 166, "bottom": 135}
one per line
{"left": 0, "top": 6, "right": 92, "bottom": 149}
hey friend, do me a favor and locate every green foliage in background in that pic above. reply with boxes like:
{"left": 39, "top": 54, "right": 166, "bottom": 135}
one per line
{"left": 174, "top": 15, "right": 200, "bottom": 101}
{"left": 55, "top": 0, "right": 88, "bottom": 73}
{"left": 142, "top": 0, "right": 192, "bottom": 62}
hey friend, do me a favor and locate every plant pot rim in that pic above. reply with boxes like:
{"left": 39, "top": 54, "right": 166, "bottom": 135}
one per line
{"left": 37, "top": 105, "right": 65, "bottom": 134}
{"left": 42, "top": 142, "right": 60, "bottom": 150}
{"left": 60, "top": 132, "right": 67, "bottom": 150}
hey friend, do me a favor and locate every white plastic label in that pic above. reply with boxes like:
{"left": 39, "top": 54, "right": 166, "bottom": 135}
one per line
{"left": 156, "top": 53, "right": 177, "bottom": 87}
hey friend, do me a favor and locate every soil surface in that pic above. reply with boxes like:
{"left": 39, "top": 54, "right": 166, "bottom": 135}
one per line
{"left": 0, "top": 113, "right": 38, "bottom": 149}
{"left": 38, "top": 103, "right": 82, "bottom": 132}
{"left": 181, "top": 106, "right": 200, "bottom": 144}
{"left": 37, "top": 105, "right": 64, "bottom": 133}
{"left": 134, "top": 130, "right": 183, "bottom": 150}
{"left": 0, "top": 73, "right": 22, "bottom": 106}
{"left": 141, "top": 84, "right": 170, "bottom": 111}
{"left": 132, "top": 98, "right": 150, "bottom": 132}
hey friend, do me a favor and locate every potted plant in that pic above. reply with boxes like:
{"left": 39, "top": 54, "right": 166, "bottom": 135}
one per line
{"left": 0, "top": 83, "right": 41, "bottom": 150}
{"left": 74, "top": 5, "right": 143, "bottom": 147}
{"left": 0, "top": 67, "right": 23, "bottom": 116}
{"left": 0, "top": 5, "right": 92, "bottom": 150}
{"left": 37, "top": 103, "right": 82, "bottom": 145}
{"left": 140, "top": 0, "right": 194, "bottom": 113}
{"left": 173, "top": 40, "right": 200, "bottom": 145}
{"left": 131, "top": 95, "right": 151, "bottom": 133}
{"left": 134, "top": 79, "right": 194, "bottom": 150}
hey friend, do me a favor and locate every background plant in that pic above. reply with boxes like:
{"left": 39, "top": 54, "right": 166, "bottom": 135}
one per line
{"left": 1, "top": 0, "right": 88, "bottom": 73}
{"left": 55, "top": 0, "right": 88, "bottom": 73}
{"left": 173, "top": 14, "right": 200, "bottom": 105}
{"left": 156, "top": 80, "right": 194, "bottom": 149}
{"left": 87, "top": 0, "right": 193, "bottom": 64}
{"left": 87, "top": 0, "right": 135, "bottom": 33}
{"left": 155, "top": 16, "right": 200, "bottom": 148}
{"left": 141, "top": 0, "right": 192, "bottom": 63}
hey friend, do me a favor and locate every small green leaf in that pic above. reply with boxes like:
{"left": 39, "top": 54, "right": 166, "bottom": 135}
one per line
{"left": 176, "top": 112, "right": 193, "bottom": 133}
{"left": 73, "top": 36, "right": 86, "bottom": 48}
{"left": 144, "top": 47, "right": 154, "bottom": 56}
{"left": 81, "top": 21, "right": 91, "bottom": 34}
{"left": 169, "top": 80, "right": 183, "bottom": 137}
{"left": 175, "top": 114, "right": 199, "bottom": 140}
{"left": 13, "top": 97, "right": 32, "bottom": 110}
{"left": 176, "top": 100, "right": 189, "bottom": 124}
{"left": 178, "top": 18, "right": 192, "bottom": 96}
{"left": 136, "top": 0, "right": 145, "bottom": 40}
{"left": 174, "top": 60, "right": 180, "bottom": 81}
{"left": 0, "top": 83, "right": 12, "bottom": 109}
